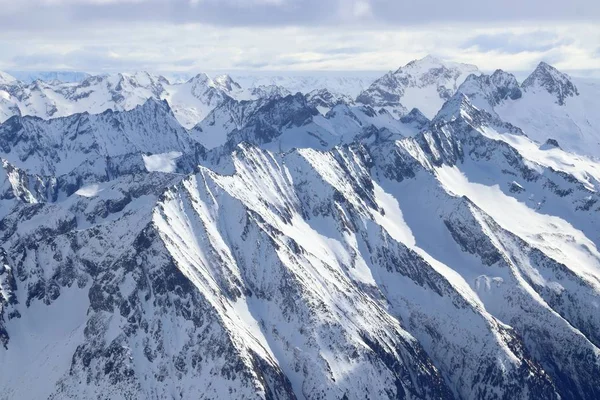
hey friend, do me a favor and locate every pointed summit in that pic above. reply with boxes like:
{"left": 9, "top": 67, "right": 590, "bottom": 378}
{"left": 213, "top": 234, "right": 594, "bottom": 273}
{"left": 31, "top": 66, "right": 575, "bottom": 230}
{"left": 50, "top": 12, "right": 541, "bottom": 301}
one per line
{"left": 433, "top": 92, "right": 476, "bottom": 122}
{"left": 402, "top": 54, "right": 444, "bottom": 70}
{"left": 186, "top": 73, "right": 211, "bottom": 85}
{"left": 522, "top": 61, "right": 578, "bottom": 105}
{"left": 400, "top": 107, "right": 430, "bottom": 126}
{"left": 137, "top": 97, "right": 175, "bottom": 116}
{"left": 0, "top": 71, "right": 17, "bottom": 85}
{"left": 213, "top": 74, "right": 242, "bottom": 93}
{"left": 356, "top": 55, "right": 480, "bottom": 119}
{"left": 456, "top": 69, "right": 521, "bottom": 111}
{"left": 402, "top": 55, "right": 478, "bottom": 74}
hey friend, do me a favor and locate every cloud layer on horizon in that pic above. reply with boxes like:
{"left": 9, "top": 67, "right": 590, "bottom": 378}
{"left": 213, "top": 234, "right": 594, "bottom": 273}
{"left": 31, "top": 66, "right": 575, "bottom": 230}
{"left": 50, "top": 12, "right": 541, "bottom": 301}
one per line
{"left": 1, "top": 0, "right": 597, "bottom": 28}
{"left": 0, "top": 0, "right": 598, "bottom": 76}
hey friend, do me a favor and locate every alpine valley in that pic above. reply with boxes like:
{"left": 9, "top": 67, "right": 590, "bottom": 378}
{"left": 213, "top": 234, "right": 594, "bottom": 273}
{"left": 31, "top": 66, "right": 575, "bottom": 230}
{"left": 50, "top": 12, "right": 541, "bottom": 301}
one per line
{"left": 1, "top": 56, "right": 600, "bottom": 400}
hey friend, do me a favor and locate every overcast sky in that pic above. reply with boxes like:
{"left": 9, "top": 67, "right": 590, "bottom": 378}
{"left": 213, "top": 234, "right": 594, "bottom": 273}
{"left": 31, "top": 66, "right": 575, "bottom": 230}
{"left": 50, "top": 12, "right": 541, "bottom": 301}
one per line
{"left": 0, "top": 0, "right": 598, "bottom": 76}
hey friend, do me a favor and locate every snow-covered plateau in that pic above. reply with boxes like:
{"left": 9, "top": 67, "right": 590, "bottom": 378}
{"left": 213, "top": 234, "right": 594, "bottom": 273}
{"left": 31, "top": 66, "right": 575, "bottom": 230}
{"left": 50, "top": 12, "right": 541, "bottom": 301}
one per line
{"left": 1, "top": 56, "right": 600, "bottom": 399}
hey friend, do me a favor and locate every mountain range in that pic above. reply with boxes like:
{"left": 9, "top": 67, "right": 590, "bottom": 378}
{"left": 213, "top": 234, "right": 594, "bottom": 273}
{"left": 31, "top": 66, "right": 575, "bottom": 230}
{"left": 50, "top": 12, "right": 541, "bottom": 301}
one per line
{"left": 1, "top": 56, "right": 600, "bottom": 400}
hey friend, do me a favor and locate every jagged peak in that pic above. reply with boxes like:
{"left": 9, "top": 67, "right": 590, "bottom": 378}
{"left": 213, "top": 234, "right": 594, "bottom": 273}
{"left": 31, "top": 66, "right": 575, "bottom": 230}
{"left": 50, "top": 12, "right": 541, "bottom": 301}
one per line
{"left": 522, "top": 61, "right": 578, "bottom": 105}
{"left": 306, "top": 88, "right": 353, "bottom": 106}
{"left": 400, "top": 108, "right": 430, "bottom": 125}
{"left": 306, "top": 87, "right": 335, "bottom": 97}
{"left": 213, "top": 74, "right": 241, "bottom": 92}
{"left": 119, "top": 71, "right": 169, "bottom": 89}
{"left": 523, "top": 62, "right": 564, "bottom": 85}
{"left": 275, "top": 91, "right": 310, "bottom": 105}
{"left": 133, "top": 97, "right": 175, "bottom": 117}
{"left": 457, "top": 70, "right": 522, "bottom": 108}
{"left": 0, "top": 71, "right": 17, "bottom": 85}
{"left": 433, "top": 92, "right": 476, "bottom": 122}
{"left": 490, "top": 69, "right": 519, "bottom": 84}
{"left": 461, "top": 69, "right": 519, "bottom": 87}
{"left": 186, "top": 72, "right": 211, "bottom": 85}
{"left": 540, "top": 138, "right": 561, "bottom": 150}
{"left": 252, "top": 92, "right": 318, "bottom": 120}
{"left": 402, "top": 54, "right": 444, "bottom": 70}
{"left": 95, "top": 97, "right": 175, "bottom": 121}
{"left": 399, "top": 55, "right": 479, "bottom": 75}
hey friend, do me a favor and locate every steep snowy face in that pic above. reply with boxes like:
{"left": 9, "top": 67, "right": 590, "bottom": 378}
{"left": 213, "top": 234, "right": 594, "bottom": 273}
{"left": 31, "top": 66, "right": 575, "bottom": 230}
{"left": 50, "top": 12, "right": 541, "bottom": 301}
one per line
{"left": 522, "top": 62, "right": 579, "bottom": 105}
{"left": 191, "top": 97, "right": 269, "bottom": 149}
{"left": 384, "top": 98, "right": 600, "bottom": 400}
{"left": 457, "top": 70, "right": 522, "bottom": 110}
{"left": 456, "top": 62, "right": 600, "bottom": 158}
{"left": 0, "top": 72, "right": 17, "bottom": 85}
{"left": 194, "top": 93, "right": 338, "bottom": 152}
{"left": 225, "top": 93, "right": 323, "bottom": 149}
{"left": 356, "top": 55, "right": 480, "bottom": 118}
{"left": 161, "top": 73, "right": 235, "bottom": 129}
{"left": 0, "top": 99, "right": 201, "bottom": 196}
{"left": 0, "top": 172, "right": 297, "bottom": 400}
{"left": 213, "top": 74, "right": 243, "bottom": 94}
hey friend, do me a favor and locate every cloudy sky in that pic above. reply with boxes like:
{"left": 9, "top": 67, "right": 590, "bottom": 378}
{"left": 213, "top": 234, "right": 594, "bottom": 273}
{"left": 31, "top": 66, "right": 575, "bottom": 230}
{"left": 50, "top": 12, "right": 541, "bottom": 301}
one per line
{"left": 0, "top": 0, "right": 598, "bottom": 76}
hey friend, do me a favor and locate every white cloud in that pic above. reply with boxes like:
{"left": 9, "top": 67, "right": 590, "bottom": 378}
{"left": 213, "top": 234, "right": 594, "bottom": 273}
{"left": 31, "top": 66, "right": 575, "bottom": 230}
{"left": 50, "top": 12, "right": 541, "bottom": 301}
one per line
{"left": 0, "top": 1, "right": 597, "bottom": 76}
{"left": 354, "top": 1, "right": 371, "bottom": 16}
{"left": 189, "top": 0, "right": 286, "bottom": 7}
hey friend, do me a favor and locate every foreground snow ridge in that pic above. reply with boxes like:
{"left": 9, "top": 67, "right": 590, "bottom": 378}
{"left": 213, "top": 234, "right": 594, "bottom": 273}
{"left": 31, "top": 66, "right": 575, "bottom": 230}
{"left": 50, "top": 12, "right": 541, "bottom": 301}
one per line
{"left": 1, "top": 56, "right": 600, "bottom": 400}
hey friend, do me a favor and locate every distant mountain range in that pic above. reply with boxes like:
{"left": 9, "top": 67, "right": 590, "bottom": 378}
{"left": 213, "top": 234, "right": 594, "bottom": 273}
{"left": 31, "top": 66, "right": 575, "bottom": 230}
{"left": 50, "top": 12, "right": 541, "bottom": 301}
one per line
{"left": 6, "top": 71, "right": 92, "bottom": 84}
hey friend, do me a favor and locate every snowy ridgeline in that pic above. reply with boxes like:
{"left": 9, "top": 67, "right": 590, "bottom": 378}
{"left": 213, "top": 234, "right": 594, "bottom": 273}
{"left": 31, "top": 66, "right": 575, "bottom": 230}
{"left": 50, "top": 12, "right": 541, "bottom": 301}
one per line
{"left": 1, "top": 57, "right": 597, "bottom": 158}
{"left": 1, "top": 56, "right": 600, "bottom": 400}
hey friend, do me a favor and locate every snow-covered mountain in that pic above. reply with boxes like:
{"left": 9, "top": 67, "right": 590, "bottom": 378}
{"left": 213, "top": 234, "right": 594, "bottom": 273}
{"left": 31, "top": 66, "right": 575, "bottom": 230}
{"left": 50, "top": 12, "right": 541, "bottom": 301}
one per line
{"left": 0, "top": 71, "right": 293, "bottom": 130}
{"left": 0, "top": 72, "right": 237, "bottom": 130}
{"left": 1, "top": 57, "right": 600, "bottom": 400}
{"left": 356, "top": 55, "right": 480, "bottom": 118}
{"left": 0, "top": 71, "right": 373, "bottom": 131}
{"left": 231, "top": 73, "right": 378, "bottom": 98}
{"left": 192, "top": 92, "right": 418, "bottom": 151}
{"left": 7, "top": 71, "right": 91, "bottom": 84}
{"left": 0, "top": 72, "right": 16, "bottom": 85}
{"left": 457, "top": 62, "right": 600, "bottom": 158}
{"left": 305, "top": 88, "right": 355, "bottom": 115}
